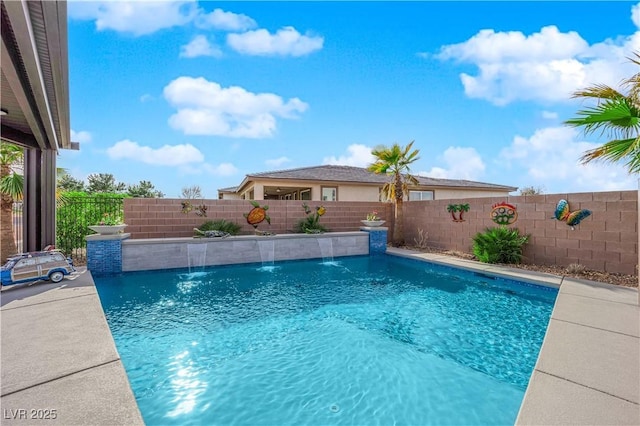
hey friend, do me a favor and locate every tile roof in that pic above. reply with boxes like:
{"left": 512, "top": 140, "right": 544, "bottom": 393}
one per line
{"left": 245, "top": 165, "right": 517, "bottom": 190}
{"left": 218, "top": 186, "right": 238, "bottom": 192}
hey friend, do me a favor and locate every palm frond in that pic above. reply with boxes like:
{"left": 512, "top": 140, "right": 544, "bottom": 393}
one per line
{"left": 580, "top": 137, "right": 640, "bottom": 173}
{"left": 564, "top": 96, "right": 640, "bottom": 138}
{"left": 0, "top": 173, "right": 24, "bottom": 200}
{"left": 571, "top": 84, "right": 624, "bottom": 100}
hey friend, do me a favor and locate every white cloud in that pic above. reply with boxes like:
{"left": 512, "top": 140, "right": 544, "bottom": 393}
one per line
{"left": 163, "top": 76, "right": 308, "bottom": 138}
{"left": 265, "top": 156, "right": 291, "bottom": 167}
{"left": 541, "top": 111, "right": 558, "bottom": 120}
{"left": 68, "top": 1, "right": 197, "bottom": 36}
{"left": 106, "top": 139, "right": 204, "bottom": 166}
{"left": 419, "top": 147, "right": 485, "bottom": 180}
{"left": 180, "top": 35, "right": 222, "bottom": 58}
{"left": 140, "top": 94, "right": 154, "bottom": 102}
{"left": 227, "top": 26, "right": 323, "bottom": 57}
{"left": 322, "top": 144, "right": 375, "bottom": 168}
{"left": 203, "top": 163, "right": 238, "bottom": 176}
{"left": 499, "top": 126, "right": 636, "bottom": 193}
{"left": 181, "top": 162, "right": 239, "bottom": 176}
{"left": 632, "top": 3, "right": 640, "bottom": 28}
{"left": 437, "top": 13, "right": 640, "bottom": 105}
{"left": 195, "top": 8, "right": 256, "bottom": 31}
{"left": 70, "top": 129, "right": 92, "bottom": 144}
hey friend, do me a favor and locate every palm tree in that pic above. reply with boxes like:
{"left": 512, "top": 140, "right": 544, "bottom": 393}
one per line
{"left": 565, "top": 53, "right": 640, "bottom": 173}
{"left": 367, "top": 141, "right": 420, "bottom": 246}
{"left": 0, "top": 143, "right": 24, "bottom": 259}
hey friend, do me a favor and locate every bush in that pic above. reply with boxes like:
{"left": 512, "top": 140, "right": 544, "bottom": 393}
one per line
{"left": 472, "top": 226, "right": 529, "bottom": 264}
{"left": 294, "top": 203, "right": 328, "bottom": 234}
{"left": 294, "top": 216, "right": 328, "bottom": 234}
{"left": 197, "top": 219, "right": 241, "bottom": 235}
{"left": 56, "top": 192, "right": 124, "bottom": 257}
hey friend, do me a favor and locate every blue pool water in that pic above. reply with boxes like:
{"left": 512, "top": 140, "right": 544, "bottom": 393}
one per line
{"left": 95, "top": 255, "right": 557, "bottom": 426}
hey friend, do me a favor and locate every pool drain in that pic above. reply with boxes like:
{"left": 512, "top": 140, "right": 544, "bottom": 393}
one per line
{"left": 330, "top": 404, "right": 340, "bottom": 413}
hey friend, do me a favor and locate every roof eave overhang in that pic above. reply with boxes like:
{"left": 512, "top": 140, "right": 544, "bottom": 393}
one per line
{"left": 1, "top": 0, "right": 71, "bottom": 151}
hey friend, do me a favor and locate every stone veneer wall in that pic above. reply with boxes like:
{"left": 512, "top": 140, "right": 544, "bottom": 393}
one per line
{"left": 124, "top": 199, "right": 393, "bottom": 240}
{"left": 121, "top": 232, "right": 369, "bottom": 272}
{"left": 403, "top": 191, "right": 638, "bottom": 275}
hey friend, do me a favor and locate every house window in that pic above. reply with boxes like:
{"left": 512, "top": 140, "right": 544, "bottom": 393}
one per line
{"left": 409, "top": 190, "right": 434, "bottom": 201}
{"left": 321, "top": 187, "right": 337, "bottom": 201}
{"left": 300, "top": 189, "right": 311, "bottom": 200}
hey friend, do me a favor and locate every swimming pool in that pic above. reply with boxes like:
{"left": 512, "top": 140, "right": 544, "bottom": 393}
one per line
{"left": 95, "top": 254, "right": 557, "bottom": 425}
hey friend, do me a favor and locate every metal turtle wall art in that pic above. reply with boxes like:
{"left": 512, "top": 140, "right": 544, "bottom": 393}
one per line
{"left": 244, "top": 201, "right": 271, "bottom": 228}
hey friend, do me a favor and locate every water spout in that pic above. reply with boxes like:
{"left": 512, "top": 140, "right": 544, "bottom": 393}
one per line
{"left": 318, "top": 238, "right": 334, "bottom": 263}
{"left": 187, "top": 243, "right": 207, "bottom": 273}
{"left": 257, "top": 240, "right": 275, "bottom": 267}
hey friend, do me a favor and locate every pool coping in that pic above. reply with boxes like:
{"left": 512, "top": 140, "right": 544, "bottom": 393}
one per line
{"left": 1, "top": 248, "right": 638, "bottom": 425}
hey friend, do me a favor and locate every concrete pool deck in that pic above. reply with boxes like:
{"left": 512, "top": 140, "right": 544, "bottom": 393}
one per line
{"left": 1, "top": 250, "right": 638, "bottom": 425}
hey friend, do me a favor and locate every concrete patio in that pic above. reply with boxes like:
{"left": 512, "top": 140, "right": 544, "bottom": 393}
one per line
{"left": 1, "top": 250, "right": 638, "bottom": 425}
{"left": 0, "top": 268, "right": 143, "bottom": 425}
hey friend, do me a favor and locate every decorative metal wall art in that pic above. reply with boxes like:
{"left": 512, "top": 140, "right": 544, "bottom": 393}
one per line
{"left": 554, "top": 199, "right": 591, "bottom": 229}
{"left": 446, "top": 204, "right": 470, "bottom": 222}
{"left": 491, "top": 202, "right": 518, "bottom": 225}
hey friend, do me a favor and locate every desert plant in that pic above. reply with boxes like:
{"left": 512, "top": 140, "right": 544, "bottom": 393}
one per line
{"left": 295, "top": 203, "right": 327, "bottom": 233}
{"left": 413, "top": 228, "right": 429, "bottom": 249}
{"left": 197, "top": 219, "right": 241, "bottom": 235}
{"left": 566, "top": 263, "right": 587, "bottom": 274}
{"left": 472, "top": 226, "right": 529, "bottom": 264}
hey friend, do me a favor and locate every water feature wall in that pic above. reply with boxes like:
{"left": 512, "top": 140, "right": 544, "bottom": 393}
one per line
{"left": 119, "top": 232, "right": 369, "bottom": 272}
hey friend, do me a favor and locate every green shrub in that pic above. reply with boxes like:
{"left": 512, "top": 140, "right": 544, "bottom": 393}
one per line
{"left": 294, "top": 216, "right": 328, "bottom": 234}
{"left": 472, "top": 226, "right": 529, "bottom": 264}
{"left": 56, "top": 192, "right": 124, "bottom": 256}
{"left": 197, "top": 219, "right": 241, "bottom": 235}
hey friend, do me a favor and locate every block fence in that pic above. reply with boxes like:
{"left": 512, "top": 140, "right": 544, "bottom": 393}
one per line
{"left": 122, "top": 191, "right": 638, "bottom": 275}
{"left": 123, "top": 199, "right": 394, "bottom": 239}
{"left": 403, "top": 191, "right": 638, "bottom": 275}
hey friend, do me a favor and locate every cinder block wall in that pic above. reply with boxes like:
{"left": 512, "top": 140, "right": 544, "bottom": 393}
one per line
{"left": 403, "top": 191, "right": 638, "bottom": 275}
{"left": 124, "top": 199, "right": 393, "bottom": 239}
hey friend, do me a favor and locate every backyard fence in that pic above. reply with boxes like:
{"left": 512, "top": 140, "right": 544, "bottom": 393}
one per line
{"left": 121, "top": 191, "right": 638, "bottom": 276}
{"left": 11, "top": 202, "right": 23, "bottom": 254}
{"left": 56, "top": 195, "right": 124, "bottom": 264}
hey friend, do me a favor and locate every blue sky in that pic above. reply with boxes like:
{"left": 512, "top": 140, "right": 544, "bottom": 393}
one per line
{"left": 63, "top": 1, "right": 639, "bottom": 198}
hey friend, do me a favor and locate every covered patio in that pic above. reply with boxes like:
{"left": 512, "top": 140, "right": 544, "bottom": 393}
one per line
{"left": 1, "top": 0, "right": 76, "bottom": 257}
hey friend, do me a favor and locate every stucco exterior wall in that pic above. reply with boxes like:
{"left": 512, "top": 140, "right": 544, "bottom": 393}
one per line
{"left": 335, "top": 185, "right": 381, "bottom": 201}
{"left": 434, "top": 188, "right": 514, "bottom": 200}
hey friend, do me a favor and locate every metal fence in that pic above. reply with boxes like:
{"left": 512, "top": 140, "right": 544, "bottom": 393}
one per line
{"left": 56, "top": 196, "right": 124, "bottom": 264}
{"left": 11, "top": 202, "right": 23, "bottom": 254}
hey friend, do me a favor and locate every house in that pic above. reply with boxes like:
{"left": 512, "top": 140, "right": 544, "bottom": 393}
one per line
{"left": 1, "top": 1, "right": 74, "bottom": 253}
{"left": 218, "top": 165, "right": 517, "bottom": 201}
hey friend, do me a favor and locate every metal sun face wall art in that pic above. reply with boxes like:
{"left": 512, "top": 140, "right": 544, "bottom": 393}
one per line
{"left": 491, "top": 202, "right": 518, "bottom": 225}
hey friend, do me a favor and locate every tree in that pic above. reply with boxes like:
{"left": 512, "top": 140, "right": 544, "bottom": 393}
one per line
{"left": 0, "top": 143, "right": 24, "bottom": 258}
{"left": 126, "top": 180, "right": 164, "bottom": 198}
{"left": 565, "top": 53, "right": 640, "bottom": 173}
{"left": 87, "top": 173, "right": 126, "bottom": 193}
{"left": 57, "top": 171, "right": 85, "bottom": 192}
{"left": 181, "top": 185, "right": 202, "bottom": 200}
{"left": 367, "top": 141, "right": 420, "bottom": 246}
{"left": 519, "top": 185, "right": 544, "bottom": 196}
